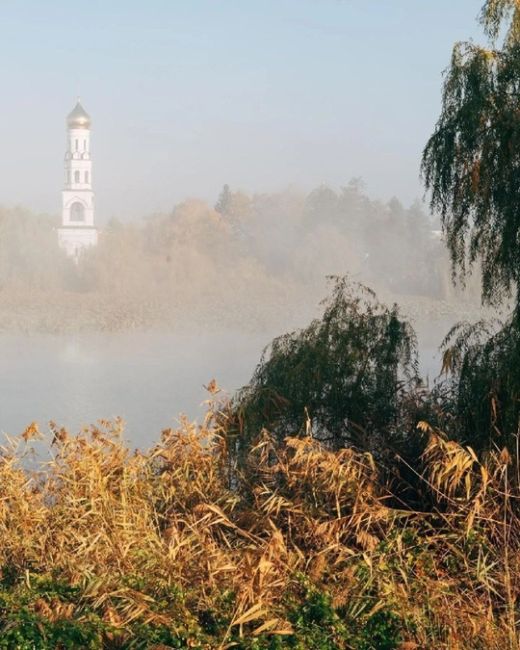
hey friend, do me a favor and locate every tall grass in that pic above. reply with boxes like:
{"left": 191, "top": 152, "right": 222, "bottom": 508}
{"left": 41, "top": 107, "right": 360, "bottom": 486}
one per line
{"left": 0, "top": 409, "right": 519, "bottom": 648}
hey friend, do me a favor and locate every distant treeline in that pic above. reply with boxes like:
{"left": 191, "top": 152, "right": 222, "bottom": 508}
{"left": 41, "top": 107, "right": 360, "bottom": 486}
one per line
{"left": 0, "top": 183, "right": 476, "bottom": 332}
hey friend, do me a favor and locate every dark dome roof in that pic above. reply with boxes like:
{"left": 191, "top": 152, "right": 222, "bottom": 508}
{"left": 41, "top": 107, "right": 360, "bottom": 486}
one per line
{"left": 67, "top": 101, "right": 91, "bottom": 129}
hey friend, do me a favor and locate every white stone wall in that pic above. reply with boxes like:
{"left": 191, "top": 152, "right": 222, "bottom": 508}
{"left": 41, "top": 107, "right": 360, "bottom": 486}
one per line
{"left": 58, "top": 227, "right": 98, "bottom": 259}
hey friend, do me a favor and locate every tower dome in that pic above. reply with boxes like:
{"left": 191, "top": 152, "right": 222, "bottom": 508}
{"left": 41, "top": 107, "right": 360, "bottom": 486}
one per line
{"left": 67, "top": 100, "right": 91, "bottom": 129}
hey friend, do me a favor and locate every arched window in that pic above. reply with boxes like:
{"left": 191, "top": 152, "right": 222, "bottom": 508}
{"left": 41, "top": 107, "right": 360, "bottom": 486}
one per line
{"left": 75, "top": 139, "right": 78, "bottom": 151}
{"left": 83, "top": 139, "right": 86, "bottom": 151}
{"left": 67, "top": 170, "right": 71, "bottom": 184}
{"left": 84, "top": 171, "right": 89, "bottom": 184}
{"left": 70, "top": 202, "right": 85, "bottom": 222}
{"left": 74, "top": 170, "right": 80, "bottom": 184}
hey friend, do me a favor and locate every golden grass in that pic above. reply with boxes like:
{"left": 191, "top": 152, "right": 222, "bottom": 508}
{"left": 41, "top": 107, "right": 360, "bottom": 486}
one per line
{"left": 0, "top": 409, "right": 519, "bottom": 648}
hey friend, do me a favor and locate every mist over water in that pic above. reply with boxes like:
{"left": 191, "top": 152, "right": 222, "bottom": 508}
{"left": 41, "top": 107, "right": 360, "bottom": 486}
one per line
{"left": 0, "top": 317, "right": 459, "bottom": 447}
{"left": 0, "top": 0, "right": 488, "bottom": 449}
{"left": 0, "top": 331, "right": 265, "bottom": 445}
{"left": 0, "top": 184, "right": 485, "bottom": 446}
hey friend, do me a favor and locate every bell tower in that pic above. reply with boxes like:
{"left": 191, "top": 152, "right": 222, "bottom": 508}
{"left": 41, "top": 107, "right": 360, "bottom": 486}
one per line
{"left": 58, "top": 99, "right": 98, "bottom": 258}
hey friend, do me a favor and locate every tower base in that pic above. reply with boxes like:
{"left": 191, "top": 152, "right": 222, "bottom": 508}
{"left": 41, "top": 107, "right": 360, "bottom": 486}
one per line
{"left": 58, "top": 226, "right": 98, "bottom": 260}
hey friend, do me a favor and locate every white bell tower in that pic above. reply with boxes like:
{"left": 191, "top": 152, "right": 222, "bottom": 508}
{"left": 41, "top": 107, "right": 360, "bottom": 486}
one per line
{"left": 58, "top": 99, "right": 98, "bottom": 258}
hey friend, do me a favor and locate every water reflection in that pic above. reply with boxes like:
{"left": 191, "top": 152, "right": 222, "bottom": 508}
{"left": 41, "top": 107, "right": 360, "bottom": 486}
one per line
{"left": 0, "top": 331, "right": 268, "bottom": 447}
{"left": 0, "top": 327, "right": 442, "bottom": 449}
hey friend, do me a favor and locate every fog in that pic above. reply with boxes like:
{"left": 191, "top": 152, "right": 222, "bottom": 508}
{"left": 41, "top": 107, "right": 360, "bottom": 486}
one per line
{"left": 0, "top": 1, "right": 483, "bottom": 218}
{"left": 0, "top": 0, "right": 489, "bottom": 446}
{"left": 0, "top": 185, "right": 485, "bottom": 446}
{"left": 0, "top": 331, "right": 267, "bottom": 445}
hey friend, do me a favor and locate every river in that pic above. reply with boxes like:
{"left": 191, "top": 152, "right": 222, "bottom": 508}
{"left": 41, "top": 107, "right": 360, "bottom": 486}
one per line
{"left": 0, "top": 327, "right": 443, "bottom": 449}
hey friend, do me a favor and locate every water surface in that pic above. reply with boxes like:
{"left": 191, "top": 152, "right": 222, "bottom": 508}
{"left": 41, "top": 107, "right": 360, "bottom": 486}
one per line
{"left": 0, "top": 331, "right": 268, "bottom": 448}
{"left": 0, "top": 326, "right": 443, "bottom": 449}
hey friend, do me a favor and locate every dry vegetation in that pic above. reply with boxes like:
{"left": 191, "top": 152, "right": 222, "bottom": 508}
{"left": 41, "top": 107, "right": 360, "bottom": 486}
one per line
{"left": 0, "top": 184, "right": 477, "bottom": 335}
{"left": 4, "top": 4, "right": 520, "bottom": 648}
{"left": 0, "top": 403, "right": 519, "bottom": 649}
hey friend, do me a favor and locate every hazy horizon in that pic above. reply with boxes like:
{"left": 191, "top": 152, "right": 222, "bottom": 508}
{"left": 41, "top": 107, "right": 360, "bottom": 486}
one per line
{"left": 0, "top": 0, "right": 483, "bottom": 223}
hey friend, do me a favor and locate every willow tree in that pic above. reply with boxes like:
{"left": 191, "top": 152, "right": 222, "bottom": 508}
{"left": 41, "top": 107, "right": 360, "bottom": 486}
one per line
{"left": 232, "top": 276, "right": 419, "bottom": 460}
{"left": 423, "top": 1, "right": 520, "bottom": 449}
{"left": 422, "top": 0, "right": 520, "bottom": 306}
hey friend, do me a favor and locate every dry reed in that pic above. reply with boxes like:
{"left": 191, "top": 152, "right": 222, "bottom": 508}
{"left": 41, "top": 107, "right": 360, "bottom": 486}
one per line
{"left": 0, "top": 410, "right": 518, "bottom": 648}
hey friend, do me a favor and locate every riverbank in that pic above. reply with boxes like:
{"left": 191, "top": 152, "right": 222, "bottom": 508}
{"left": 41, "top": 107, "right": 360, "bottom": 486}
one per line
{"left": 0, "top": 283, "right": 492, "bottom": 337}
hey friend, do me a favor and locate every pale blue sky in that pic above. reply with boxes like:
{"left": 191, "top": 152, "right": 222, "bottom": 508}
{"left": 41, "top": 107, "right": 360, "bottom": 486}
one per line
{"left": 0, "top": 1, "right": 484, "bottom": 221}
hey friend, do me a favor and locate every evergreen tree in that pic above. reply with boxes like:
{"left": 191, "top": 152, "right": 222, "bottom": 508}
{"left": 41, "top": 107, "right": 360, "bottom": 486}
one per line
{"left": 214, "top": 184, "right": 231, "bottom": 216}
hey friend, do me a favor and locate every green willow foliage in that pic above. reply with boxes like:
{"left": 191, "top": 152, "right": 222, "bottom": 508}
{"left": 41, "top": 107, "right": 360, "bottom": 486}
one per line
{"left": 422, "top": 39, "right": 520, "bottom": 305}
{"left": 481, "top": 0, "right": 520, "bottom": 46}
{"left": 441, "top": 310, "right": 520, "bottom": 451}
{"left": 233, "top": 277, "right": 418, "bottom": 456}
{"left": 423, "top": 0, "right": 520, "bottom": 453}
{"left": 422, "top": 0, "right": 520, "bottom": 306}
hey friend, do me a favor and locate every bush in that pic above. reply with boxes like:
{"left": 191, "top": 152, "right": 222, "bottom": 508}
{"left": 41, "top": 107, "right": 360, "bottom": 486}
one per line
{"left": 232, "top": 276, "right": 419, "bottom": 459}
{"left": 440, "top": 308, "right": 520, "bottom": 451}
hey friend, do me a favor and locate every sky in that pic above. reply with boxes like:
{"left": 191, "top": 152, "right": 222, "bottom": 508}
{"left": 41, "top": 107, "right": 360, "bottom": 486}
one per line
{"left": 0, "top": 0, "right": 484, "bottom": 222}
